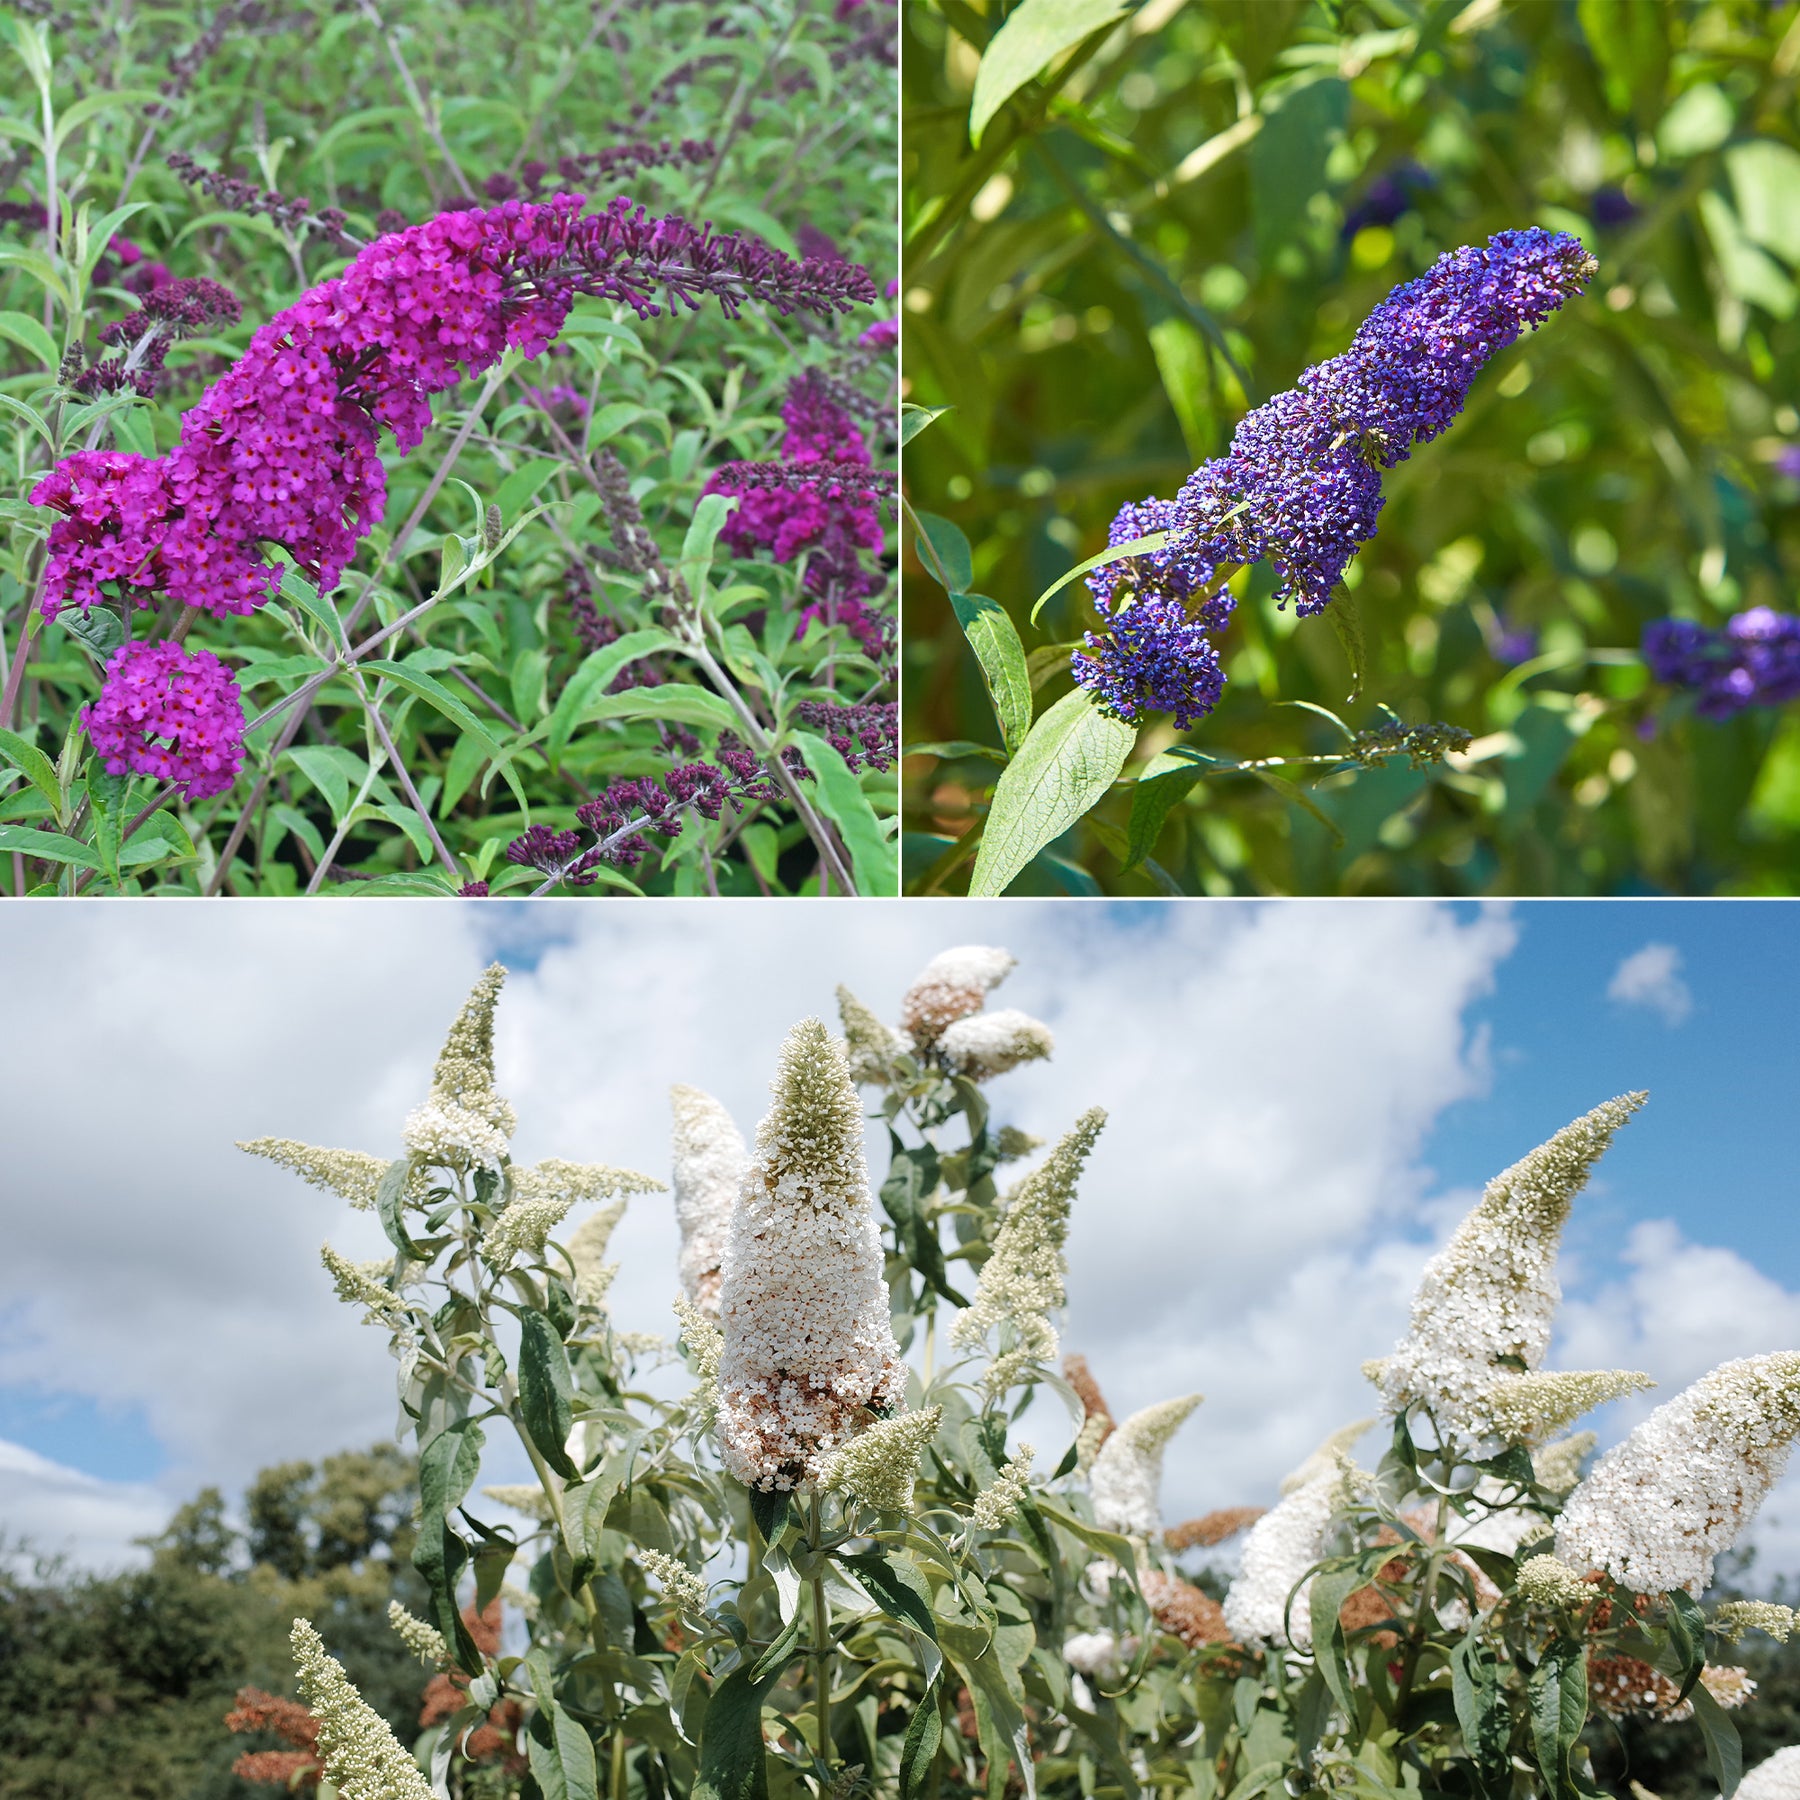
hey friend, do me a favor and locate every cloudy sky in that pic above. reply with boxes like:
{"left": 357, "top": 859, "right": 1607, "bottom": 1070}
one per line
{"left": 2, "top": 899, "right": 1796, "bottom": 1574}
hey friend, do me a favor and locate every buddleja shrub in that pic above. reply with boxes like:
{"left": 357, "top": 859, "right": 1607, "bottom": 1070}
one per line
{"left": 0, "top": 0, "right": 896, "bottom": 896}
{"left": 247, "top": 953, "right": 1800, "bottom": 1800}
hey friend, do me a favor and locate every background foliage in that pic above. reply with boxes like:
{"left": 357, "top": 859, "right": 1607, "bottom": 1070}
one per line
{"left": 900, "top": 0, "right": 1800, "bottom": 895}
{"left": 0, "top": 0, "right": 896, "bottom": 896}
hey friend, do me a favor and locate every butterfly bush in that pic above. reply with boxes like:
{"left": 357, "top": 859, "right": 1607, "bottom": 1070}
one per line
{"left": 1074, "top": 228, "right": 1598, "bottom": 727}
{"left": 1644, "top": 608, "right": 1800, "bottom": 718}
{"left": 252, "top": 951, "right": 1800, "bottom": 1800}
{"left": 29, "top": 195, "right": 874, "bottom": 796}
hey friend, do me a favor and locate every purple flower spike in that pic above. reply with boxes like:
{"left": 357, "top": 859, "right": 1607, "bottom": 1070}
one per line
{"left": 1644, "top": 609, "right": 1800, "bottom": 718}
{"left": 1076, "top": 229, "right": 1595, "bottom": 728}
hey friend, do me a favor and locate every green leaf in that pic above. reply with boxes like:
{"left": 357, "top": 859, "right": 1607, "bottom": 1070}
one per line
{"left": 544, "top": 630, "right": 679, "bottom": 764}
{"left": 0, "top": 823, "right": 95, "bottom": 869}
{"left": 793, "top": 731, "right": 897, "bottom": 895}
{"left": 912, "top": 510, "right": 974, "bottom": 595}
{"left": 1124, "top": 763, "right": 1206, "bottom": 869}
{"left": 1528, "top": 1637, "right": 1587, "bottom": 1800}
{"left": 415, "top": 1419, "right": 487, "bottom": 1674}
{"left": 1327, "top": 587, "right": 1365, "bottom": 702}
{"left": 1452, "top": 1629, "right": 1507, "bottom": 1775}
{"left": 110, "top": 404, "right": 156, "bottom": 458}
{"left": 357, "top": 659, "right": 505, "bottom": 762}
{"left": 1307, "top": 1563, "right": 1364, "bottom": 1719}
{"left": 1032, "top": 1497, "right": 1139, "bottom": 1592}
{"left": 0, "top": 727, "right": 62, "bottom": 816}
{"left": 899, "top": 1669, "right": 945, "bottom": 1800}
{"left": 1693, "top": 1677, "right": 1744, "bottom": 1799}
{"left": 693, "top": 1664, "right": 779, "bottom": 1800}
{"left": 969, "top": 687, "right": 1134, "bottom": 896}
{"left": 1728, "top": 140, "right": 1800, "bottom": 265}
{"left": 525, "top": 1650, "right": 601, "bottom": 1800}
{"left": 494, "top": 456, "right": 563, "bottom": 522}
{"left": 680, "top": 491, "right": 738, "bottom": 590}
{"left": 880, "top": 1138, "right": 967, "bottom": 1306}
{"left": 1250, "top": 77, "right": 1348, "bottom": 261}
{"left": 376, "top": 1158, "right": 427, "bottom": 1260}
{"left": 0, "top": 308, "right": 56, "bottom": 367}
{"left": 1667, "top": 1589, "right": 1707, "bottom": 1702}
{"left": 901, "top": 404, "right": 953, "bottom": 446}
{"left": 518, "top": 1309, "right": 580, "bottom": 1479}
{"left": 969, "top": 0, "right": 1132, "bottom": 144}
{"left": 569, "top": 684, "right": 742, "bottom": 736}
{"left": 1028, "top": 531, "right": 1169, "bottom": 627}
{"left": 951, "top": 594, "right": 1032, "bottom": 756}
{"left": 747, "top": 1603, "right": 807, "bottom": 1683}
{"left": 839, "top": 1550, "right": 940, "bottom": 1641}
{"left": 749, "top": 1488, "right": 790, "bottom": 1544}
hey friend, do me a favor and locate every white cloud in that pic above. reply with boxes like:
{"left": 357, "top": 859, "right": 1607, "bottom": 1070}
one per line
{"left": 0, "top": 1440, "right": 169, "bottom": 1569}
{"left": 1608, "top": 942, "right": 1692, "bottom": 1025}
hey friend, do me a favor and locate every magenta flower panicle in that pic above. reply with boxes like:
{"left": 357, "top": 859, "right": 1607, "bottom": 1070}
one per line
{"left": 85, "top": 639, "right": 246, "bottom": 798}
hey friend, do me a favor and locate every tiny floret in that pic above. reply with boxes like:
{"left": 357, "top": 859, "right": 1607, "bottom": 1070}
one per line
{"left": 386, "top": 1601, "right": 449, "bottom": 1667}
{"left": 1513, "top": 1554, "right": 1590, "bottom": 1610}
{"left": 1739, "top": 1747, "right": 1800, "bottom": 1800}
{"left": 239, "top": 1139, "right": 397, "bottom": 1211}
{"left": 1714, "top": 1600, "right": 1796, "bottom": 1644}
{"left": 1481, "top": 1369, "right": 1655, "bottom": 1443}
{"left": 971, "top": 1444, "right": 1035, "bottom": 1531}
{"left": 639, "top": 1548, "right": 709, "bottom": 1617}
{"left": 321, "top": 1244, "right": 407, "bottom": 1328}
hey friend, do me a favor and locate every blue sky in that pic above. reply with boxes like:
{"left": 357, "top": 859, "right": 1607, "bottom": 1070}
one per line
{"left": 2, "top": 898, "right": 1797, "bottom": 1567}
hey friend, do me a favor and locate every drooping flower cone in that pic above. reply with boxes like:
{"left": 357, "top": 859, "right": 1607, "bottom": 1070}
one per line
{"left": 670, "top": 1085, "right": 749, "bottom": 1314}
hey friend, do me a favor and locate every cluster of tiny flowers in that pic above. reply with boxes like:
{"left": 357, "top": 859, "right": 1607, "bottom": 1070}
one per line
{"left": 1073, "top": 496, "right": 1233, "bottom": 728}
{"left": 1715, "top": 1600, "right": 1797, "bottom": 1643}
{"left": 950, "top": 1110, "right": 1107, "bottom": 1395}
{"left": 707, "top": 457, "right": 897, "bottom": 501}
{"left": 290, "top": 1618, "right": 435, "bottom": 1800}
{"left": 835, "top": 984, "right": 911, "bottom": 1084}
{"left": 1557, "top": 1353, "right": 1800, "bottom": 1595}
{"left": 1588, "top": 1654, "right": 1754, "bottom": 1723}
{"left": 1350, "top": 719, "right": 1474, "bottom": 769}
{"left": 320, "top": 1244, "right": 409, "bottom": 1328}
{"left": 1512, "top": 1552, "right": 1591, "bottom": 1610}
{"left": 900, "top": 943, "right": 1016, "bottom": 1043}
{"left": 564, "top": 1201, "right": 625, "bottom": 1308}
{"left": 1223, "top": 1446, "right": 1361, "bottom": 1648}
{"left": 386, "top": 1601, "right": 450, "bottom": 1668}
{"left": 508, "top": 744, "right": 803, "bottom": 882}
{"left": 1088, "top": 1393, "right": 1204, "bottom": 1538}
{"left": 670, "top": 1085, "right": 749, "bottom": 1313}
{"left": 1741, "top": 1748, "right": 1800, "bottom": 1800}
{"left": 638, "top": 1548, "right": 710, "bottom": 1617}
{"left": 1371, "top": 1093, "right": 1645, "bottom": 1447}
{"left": 1062, "top": 1630, "right": 1137, "bottom": 1680}
{"left": 792, "top": 698, "right": 898, "bottom": 773}
{"left": 1165, "top": 1507, "right": 1266, "bottom": 1551}
{"left": 1533, "top": 1430, "right": 1595, "bottom": 1496}
{"left": 72, "top": 277, "right": 243, "bottom": 398}
{"left": 482, "top": 1160, "right": 657, "bottom": 1269}
{"left": 674, "top": 1295, "right": 725, "bottom": 1388}
{"left": 524, "top": 381, "right": 590, "bottom": 421}
{"left": 1074, "top": 230, "right": 1595, "bottom": 724}
{"left": 32, "top": 197, "right": 874, "bottom": 760}
{"left": 705, "top": 370, "right": 889, "bottom": 659}
{"left": 1643, "top": 609, "right": 1800, "bottom": 718}
{"left": 402, "top": 967, "right": 519, "bottom": 1173}
{"left": 237, "top": 1139, "right": 402, "bottom": 1210}
{"left": 1140, "top": 1570, "right": 1233, "bottom": 1648}
{"left": 84, "top": 639, "right": 246, "bottom": 798}
{"left": 936, "top": 1009, "right": 1056, "bottom": 1082}
{"left": 1481, "top": 1369, "right": 1653, "bottom": 1443}
{"left": 970, "top": 1444, "right": 1035, "bottom": 1530}
{"left": 714, "top": 1020, "right": 906, "bottom": 1490}
{"left": 166, "top": 151, "right": 357, "bottom": 249}
{"left": 821, "top": 1406, "right": 943, "bottom": 1511}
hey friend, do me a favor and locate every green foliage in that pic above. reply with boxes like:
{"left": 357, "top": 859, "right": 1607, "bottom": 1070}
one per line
{"left": 901, "top": 0, "right": 1800, "bottom": 894}
{"left": 0, "top": 1445, "right": 427, "bottom": 1799}
{"left": 0, "top": 0, "right": 896, "bottom": 896}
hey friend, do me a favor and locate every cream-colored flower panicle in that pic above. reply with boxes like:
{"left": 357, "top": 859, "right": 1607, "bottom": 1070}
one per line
{"left": 899, "top": 945, "right": 1016, "bottom": 1045}
{"left": 564, "top": 1200, "right": 626, "bottom": 1307}
{"left": 937, "top": 1009, "right": 1055, "bottom": 1083}
{"left": 1514, "top": 1553, "right": 1590, "bottom": 1610}
{"left": 639, "top": 1548, "right": 709, "bottom": 1616}
{"left": 837, "top": 985, "right": 910, "bottom": 1086}
{"left": 1715, "top": 1600, "right": 1797, "bottom": 1644}
{"left": 971, "top": 1444, "right": 1035, "bottom": 1531}
{"left": 1371, "top": 1093, "right": 1646, "bottom": 1446}
{"left": 715, "top": 1020, "right": 906, "bottom": 1491}
{"left": 1741, "top": 1748, "right": 1800, "bottom": 1800}
{"left": 239, "top": 1139, "right": 398, "bottom": 1210}
{"left": 822, "top": 1406, "right": 943, "bottom": 1512}
{"left": 483, "top": 1159, "right": 659, "bottom": 1272}
{"left": 1482, "top": 1369, "right": 1655, "bottom": 1444}
{"left": 670, "top": 1086, "right": 748, "bottom": 1313}
{"left": 1279, "top": 1419, "right": 1372, "bottom": 1495}
{"left": 291, "top": 1617, "right": 434, "bottom": 1800}
{"left": 950, "top": 1109, "right": 1106, "bottom": 1395}
{"left": 1088, "top": 1393, "right": 1203, "bottom": 1538}
{"left": 1063, "top": 1629, "right": 1137, "bottom": 1680}
{"left": 1557, "top": 1352, "right": 1800, "bottom": 1596}
{"left": 401, "top": 965, "right": 519, "bottom": 1174}
{"left": 386, "top": 1600, "right": 449, "bottom": 1667}
{"left": 1222, "top": 1466, "right": 1344, "bottom": 1649}
{"left": 1532, "top": 1430, "right": 1595, "bottom": 1496}
{"left": 321, "top": 1245, "right": 408, "bottom": 1328}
